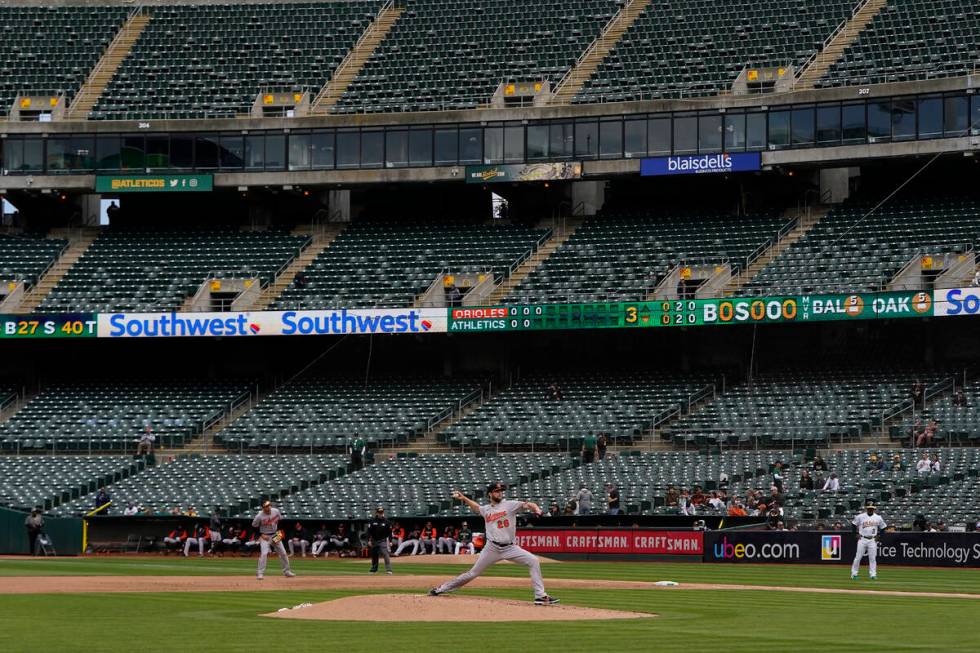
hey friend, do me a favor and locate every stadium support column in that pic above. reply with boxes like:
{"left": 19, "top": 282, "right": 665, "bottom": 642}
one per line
{"left": 818, "top": 168, "right": 856, "bottom": 204}
{"left": 571, "top": 181, "right": 605, "bottom": 216}
{"left": 328, "top": 190, "right": 350, "bottom": 222}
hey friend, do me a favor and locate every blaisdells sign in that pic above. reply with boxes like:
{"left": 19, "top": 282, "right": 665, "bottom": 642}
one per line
{"left": 95, "top": 175, "right": 213, "bottom": 193}
{"left": 0, "top": 314, "right": 97, "bottom": 338}
{"left": 641, "top": 152, "right": 761, "bottom": 177}
{"left": 98, "top": 309, "right": 447, "bottom": 338}
{"left": 515, "top": 529, "right": 703, "bottom": 555}
{"left": 465, "top": 162, "right": 582, "bottom": 184}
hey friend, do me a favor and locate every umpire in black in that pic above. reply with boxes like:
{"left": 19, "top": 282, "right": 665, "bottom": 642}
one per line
{"left": 367, "top": 506, "right": 393, "bottom": 574}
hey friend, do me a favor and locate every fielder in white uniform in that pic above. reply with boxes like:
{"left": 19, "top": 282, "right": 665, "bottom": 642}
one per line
{"left": 251, "top": 500, "right": 296, "bottom": 580}
{"left": 429, "top": 482, "right": 559, "bottom": 605}
{"left": 851, "top": 501, "right": 886, "bottom": 579}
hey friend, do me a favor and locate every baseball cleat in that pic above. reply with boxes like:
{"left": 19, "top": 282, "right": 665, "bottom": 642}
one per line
{"left": 256, "top": 574, "right": 264, "bottom": 580}
{"left": 283, "top": 571, "right": 296, "bottom": 578}
{"left": 869, "top": 576, "right": 877, "bottom": 580}
{"left": 428, "top": 588, "right": 443, "bottom": 596}
{"left": 850, "top": 575, "right": 858, "bottom": 580}
{"left": 534, "top": 596, "right": 560, "bottom": 605}
{"left": 386, "top": 571, "right": 393, "bottom": 575}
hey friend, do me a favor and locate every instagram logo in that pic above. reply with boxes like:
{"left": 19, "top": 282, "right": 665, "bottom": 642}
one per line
{"left": 821, "top": 535, "right": 841, "bottom": 561}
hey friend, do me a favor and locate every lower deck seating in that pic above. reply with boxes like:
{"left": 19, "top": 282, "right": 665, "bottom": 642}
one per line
{"left": 49, "top": 454, "right": 347, "bottom": 518}
{"left": 217, "top": 377, "right": 483, "bottom": 451}
{"left": 0, "top": 380, "right": 251, "bottom": 452}
{"left": 441, "top": 373, "right": 715, "bottom": 450}
{"left": 0, "top": 455, "right": 143, "bottom": 513}
{"left": 274, "top": 452, "right": 576, "bottom": 519}
{"left": 667, "top": 370, "right": 947, "bottom": 448}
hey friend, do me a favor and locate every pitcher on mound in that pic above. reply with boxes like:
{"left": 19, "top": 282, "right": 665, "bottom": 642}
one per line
{"left": 429, "top": 482, "right": 559, "bottom": 605}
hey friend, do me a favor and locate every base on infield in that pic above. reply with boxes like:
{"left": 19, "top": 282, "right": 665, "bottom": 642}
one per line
{"left": 262, "top": 593, "right": 655, "bottom": 622}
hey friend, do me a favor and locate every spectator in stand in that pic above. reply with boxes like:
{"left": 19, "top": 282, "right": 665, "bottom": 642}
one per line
{"left": 288, "top": 522, "right": 310, "bottom": 557}
{"left": 596, "top": 433, "right": 608, "bottom": 461}
{"left": 606, "top": 483, "right": 620, "bottom": 515}
{"left": 909, "top": 418, "right": 923, "bottom": 448}
{"left": 727, "top": 500, "right": 747, "bottom": 517}
{"left": 455, "top": 521, "right": 475, "bottom": 554}
{"left": 936, "top": 519, "right": 948, "bottom": 532}
{"left": 183, "top": 524, "right": 207, "bottom": 557}
{"left": 769, "top": 486, "right": 785, "bottom": 508}
{"left": 916, "top": 452, "right": 932, "bottom": 475}
{"left": 691, "top": 486, "right": 707, "bottom": 509}
{"left": 822, "top": 473, "right": 840, "bottom": 492}
{"left": 311, "top": 524, "right": 330, "bottom": 557}
{"left": 136, "top": 425, "right": 155, "bottom": 456}
{"left": 930, "top": 454, "right": 941, "bottom": 474}
{"left": 349, "top": 433, "right": 366, "bottom": 472}
{"left": 562, "top": 499, "right": 577, "bottom": 516}
{"left": 437, "top": 525, "right": 458, "bottom": 554}
{"left": 812, "top": 455, "right": 827, "bottom": 472}
{"left": 418, "top": 521, "right": 439, "bottom": 555}
{"left": 912, "top": 514, "right": 928, "bottom": 531}
{"left": 93, "top": 487, "right": 111, "bottom": 515}
{"left": 831, "top": 520, "right": 844, "bottom": 530}
{"left": 169, "top": 506, "right": 182, "bottom": 517}
{"left": 547, "top": 383, "right": 564, "bottom": 401}
{"left": 953, "top": 389, "right": 968, "bottom": 407}
{"left": 446, "top": 282, "right": 463, "bottom": 308}
{"left": 576, "top": 483, "right": 593, "bottom": 515}
{"left": 678, "top": 489, "right": 695, "bottom": 516}
{"left": 867, "top": 453, "right": 884, "bottom": 473}
{"left": 665, "top": 485, "right": 679, "bottom": 507}
{"left": 163, "top": 525, "right": 187, "bottom": 553}
{"left": 891, "top": 454, "right": 904, "bottom": 472}
{"left": 330, "top": 523, "right": 351, "bottom": 556}
{"left": 917, "top": 420, "right": 938, "bottom": 447}
{"left": 708, "top": 491, "right": 726, "bottom": 511}
{"left": 24, "top": 509, "right": 44, "bottom": 555}
{"left": 799, "top": 469, "right": 814, "bottom": 491}
{"left": 581, "top": 433, "right": 597, "bottom": 463}
{"left": 911, "top": 380, "right": 925, "bottom": 410}
{"left": 547, "top": 503, "right": 560, "bottom": 517}
{"left": 718, "top": 472, "right": 729, "bottom": 490}
{"left": 123, "top": 503, "right": 139, "bottom": 516}
{"left": 394, "top": 524, "right": 421, "bottom": 556}
{"left": 772, "top": 462, "right": 785, "bottom": 492}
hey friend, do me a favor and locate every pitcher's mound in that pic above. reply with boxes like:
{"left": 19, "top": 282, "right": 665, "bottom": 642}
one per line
{"left": 264, "top": 593, "right": 655, "bottom": 622}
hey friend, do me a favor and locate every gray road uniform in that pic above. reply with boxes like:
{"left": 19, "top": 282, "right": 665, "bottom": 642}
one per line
{"left": 432, "top": 499, "right": 547, "bottom": 599}
{"left": 251, "top": 507, "right": 293, "bottom": 579}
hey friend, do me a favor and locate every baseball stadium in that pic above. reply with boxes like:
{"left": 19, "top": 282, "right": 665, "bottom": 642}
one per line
{"left": 2, "top": 0, "right": 980, "bottom": 650}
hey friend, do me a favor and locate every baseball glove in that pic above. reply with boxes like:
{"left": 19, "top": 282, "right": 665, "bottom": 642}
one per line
{"left": 272, "top": 530, "right": 284, "bottom": 544}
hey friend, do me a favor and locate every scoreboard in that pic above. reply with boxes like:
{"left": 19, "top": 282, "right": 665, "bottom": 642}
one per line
{"left": 447, "top": 292, "right": 934, "bottom": 333}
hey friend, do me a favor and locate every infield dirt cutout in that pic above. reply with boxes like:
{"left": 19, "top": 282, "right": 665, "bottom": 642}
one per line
{"left": 263, "top": 593, "right": 654, "bottom": 622}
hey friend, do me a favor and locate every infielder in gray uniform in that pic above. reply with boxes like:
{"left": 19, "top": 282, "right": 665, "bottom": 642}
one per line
{"left": 251, "top": 500, "right": 296, "bottom": 580}
{"left": 429, "top": 482, "right": 559, "bottom": 605}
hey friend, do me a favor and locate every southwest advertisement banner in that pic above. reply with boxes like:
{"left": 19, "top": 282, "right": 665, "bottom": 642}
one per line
{"left": 95, "top": 175, "right": 213, "bottom": 193}
{"left": 641, "top": 152, "right": 761, "bottom": 177}
{"left": 0, "top": 314, "right": 97, "bottom": 339}
{"left": 448, "top": 291, "right": 935, "bottom": 333}
{"left": 932, "top": 287, "right": 980, "bottom": 318}
{"left": 704, "top": 531, "right": 980, "bottom": 567}
{"left": 97, "top": 308, "right": 447, "bottom": 338}
{"left": 515, "top": 529, "right": 703, "bottom": 556}
{"left": 465, "top": 162, "right": 582, "bottom": 184}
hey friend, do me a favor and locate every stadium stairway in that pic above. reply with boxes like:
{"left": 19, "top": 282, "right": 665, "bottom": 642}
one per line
{"left": 549, "top": 0, "right": 653, "bottom": 105}
{"left": 312, "top": 0, "right": 404, "bottom": 114}
{"left": 485, "top": 217, "right": 584, "bottom": 305}
{"left": 794, "top": 0, "right": 888, "bottom": 90}
{"left": 14, "top": 227, "right": 99, "bottom": 315}
{"left": 156, "top": 386, "right": 261, "bottom": 458}
{"left": 722, "top": 206, "right": 827, "bottom": 297}
{"left": 242, "top": 223, "right": 345, "bottom": 311}
{"left": 64, "top": 8, "right": 152, "bottom": 120}
{"left": 397, "top": 390, "right": 489, "bottom": 453}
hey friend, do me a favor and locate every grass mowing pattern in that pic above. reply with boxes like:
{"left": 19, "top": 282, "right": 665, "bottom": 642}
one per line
{"left": 2, "top": 557, "right": 979, "bottom": 595}
{"left": 1, "top": 586, "right": 977, "bottom": 652}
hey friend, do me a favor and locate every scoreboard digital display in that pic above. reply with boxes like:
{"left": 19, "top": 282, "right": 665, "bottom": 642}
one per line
{"left": 447, "top": 291, "right": 935, "bottom": 333}
{"left": 0, "top": 314, "right": 97, "bottom": 339}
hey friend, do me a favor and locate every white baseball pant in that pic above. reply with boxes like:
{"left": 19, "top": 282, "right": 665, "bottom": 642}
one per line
{"left": 434, "top": 542, "right": 546, "bottom": 599}
{"left": 851, "top": 537, "right": 878, "bottom": 577}
{"left": 257, "top": 537, "right": 291, "bottom": 577}
{"left": 437, "top": 537, "right": 456, "bottom": 553}
{"left": 288, "top": 538, "right": 309, "bottom": 556}
{"left": 183, "top": 537, "right": 205, "bottom": 556}
{"left": 394, "top": 538, "right": 419, "bottom": 555}
{"left": 311, "top": 540, "right": 328, "bottom": 556}
{"left": 454, "top": 541, "right": 475, "bottom": 554}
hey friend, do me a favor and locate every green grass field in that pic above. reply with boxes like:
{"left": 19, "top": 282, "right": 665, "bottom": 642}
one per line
{"left": 3, "top": 557, "right": 978, "bottom": 652}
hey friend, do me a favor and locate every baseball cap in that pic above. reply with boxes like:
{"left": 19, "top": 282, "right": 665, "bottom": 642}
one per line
{"left": 486, "top": 482, "right": 506, "bottom": 493}
{"left": 376, "top": 506, "right": 385, "bottom": 513}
